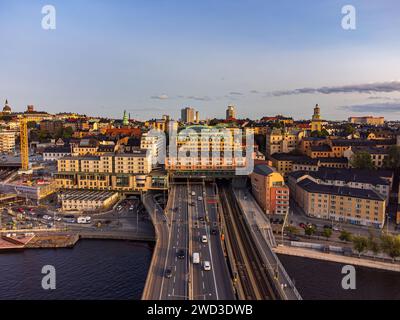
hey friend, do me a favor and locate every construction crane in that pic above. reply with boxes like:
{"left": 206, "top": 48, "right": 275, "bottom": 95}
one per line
{"left": 19, "top": 116, "right": 30, "bottom": 173}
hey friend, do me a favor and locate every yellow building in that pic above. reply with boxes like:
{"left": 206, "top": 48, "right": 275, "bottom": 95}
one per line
{"left": 266, "top": 128, "right": 305, "bottom": 156}
{"left": 55, "top": 150, "right": 162, "bottom": 191}
{"left": 166, "top": 125, "right": 251, "bottom": 172}
{"left": 292, "top": 178, "right": 385, "bottom": 228}
{"left": 58, "top": 190, "right": 119, "bottom": 212}
{"left": 348, "top": 116, "right": 385, "bottom": 126}
{"left": 310, "top": 104, "right": 323, "bottom": 132}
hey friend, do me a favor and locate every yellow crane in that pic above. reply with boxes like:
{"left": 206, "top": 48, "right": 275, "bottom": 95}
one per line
{"left": 19, "top": 116, "right": 30, "bottom": 172}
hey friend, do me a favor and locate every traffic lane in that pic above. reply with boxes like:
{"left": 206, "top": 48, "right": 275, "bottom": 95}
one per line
{"left": 190, "top": 184, "right": 213, "bottom": 300}
{"left": 196, "top": 184, "right": 218, "bottom": 300}
{"left": 165, "top": 185, "right": 188, "bottom": 300}
{"left": 163, "top": 186, "right": 182, "bottom": 299}
{"left": 205, "top": 184, "right": 235, "bottom": 300}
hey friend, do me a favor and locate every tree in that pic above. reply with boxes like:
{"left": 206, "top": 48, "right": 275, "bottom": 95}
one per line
{"left": 350, "top": 151, "right": 374, "bottom": 169}
{"left": 343, "top": 124, "right": 355, "bottom": 135}
{"left": 383, "top": 146, "right": 400, "bottom": 169}
{"left": 285, "top": 225, "right": 299, "bottom": 235}
{"left": 339, "top": 230, "right": 352, "bottom": 242}
{"left": 352, "top": 236, "right": 368, "bottom": 257}
{"left": 367, "top": 231, "right": 380, "bottom": 257}
{"left": 304, "top": 225, "right": 316, "bottom": 237}
{"left": 380, "top": 234, "right": 400, "bottom": 262}
{"left": 322, "top": 227, "right": 332, "bottom": 240}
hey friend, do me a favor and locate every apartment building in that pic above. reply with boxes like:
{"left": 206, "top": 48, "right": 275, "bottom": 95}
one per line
{"left": 344, "top": 146, "right": 388, "bottom": 168}
{"left": 140, "top": 132, "right": 164, "bottom": 164}
{"left": 166, "top": 125, "right": 250, "bottom": 172}
{"left": 288, "top": 168, "right": 390, "bottom": 205}
{"left": 58, "top": 190, "right": 119, "bottom": 212}
{"left": 265, "top": 128, "right": 306, "bottom": 156}
{"left": 0, "top": 130, "right": 15, "bottom": 153}
{"left": 55, "top": 150, "right": 158, "bottom": 191}
{"left": 250, "top": 163, "right": 289, "bottom": 215}
{"left": 43, "top": 146, "right": 72, "bottom": 161}
{"left": 290, "top": 177, "right": 385, "bottom": 228}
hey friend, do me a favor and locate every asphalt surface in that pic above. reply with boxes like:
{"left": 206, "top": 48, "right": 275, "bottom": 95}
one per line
{"left": 147, "top": 182, "right": 235, "bottom": 300}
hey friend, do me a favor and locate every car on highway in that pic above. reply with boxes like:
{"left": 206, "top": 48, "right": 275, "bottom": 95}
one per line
{"left": 191, "top": 191, "right": 196, "bottom": 196}
{"left": 198, "top": 216, "right": 204, "bottom": 222}
{"left": 192, "top": 252, "right": 200, "bottom": 264}
{"left": 197, "top": 196, "right": 203, "bottom": 201}
{"left": 164, "top": 268, "right": 172, "bottom": 278}
{"left": 177, "top": 249, "right": 185, "bottom": 259}
{"left": 203, "top": 261, "right": 211, "bottom": 271}
{"left": 211, "top": 228, "right": 218, "bottom": 235}
{"left": 201, "top": 235, "right": 208, "bottom": 243}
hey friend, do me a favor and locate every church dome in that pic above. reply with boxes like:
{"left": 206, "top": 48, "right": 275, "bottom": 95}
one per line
{"left": 2, "top": 100, "right": 11, "bottom": 113}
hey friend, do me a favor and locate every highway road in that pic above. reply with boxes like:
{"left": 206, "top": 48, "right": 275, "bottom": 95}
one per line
{"left": 144, "top": 181, "right": 235, "bottom": 300}
{"left": 186, "top": 183, "right": 235, "bottom": 300}
{"left": 159, "top": 184, "right": 189, "bottom": 299}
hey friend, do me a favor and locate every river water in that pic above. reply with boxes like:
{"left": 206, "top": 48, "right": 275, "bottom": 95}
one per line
{"left": 0, "top": 239, "right": 152, "bottom": 300}
{"left": 0, "top": 240, "right": 399, "bottom": 300}
{"left": 278, "top": 254, "right": 400, "bottom": 300}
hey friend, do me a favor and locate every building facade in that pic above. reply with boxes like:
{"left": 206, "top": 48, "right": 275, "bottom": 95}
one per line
{"left": 250, "top": 163, "right": 289, "bottom": 215}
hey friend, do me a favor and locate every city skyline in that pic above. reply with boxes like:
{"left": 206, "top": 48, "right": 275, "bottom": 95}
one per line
{"left": 1, "top": 0, "right": 400, "bottom": 120}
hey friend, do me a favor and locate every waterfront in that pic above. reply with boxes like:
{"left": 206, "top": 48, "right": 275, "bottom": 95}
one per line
{"left": 1, "top": 240, "right": 400, "bottom": 300}
{"left": 279, "top": 254, "right": 400, "bottom": 300}
{"left": 0, "top": 240, "right": 152, "bottom": 300}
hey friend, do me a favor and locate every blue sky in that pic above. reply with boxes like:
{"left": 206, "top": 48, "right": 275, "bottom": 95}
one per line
{"left": 1, "top": 0, "right": 400, "bottom": 120}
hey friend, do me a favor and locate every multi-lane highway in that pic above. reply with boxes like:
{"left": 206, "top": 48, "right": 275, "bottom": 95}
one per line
{"left": 144, "top": 181, "right": 235, "bottom": 300}
{"left": 188, "top": 183, "right": 235, "bottom": 300}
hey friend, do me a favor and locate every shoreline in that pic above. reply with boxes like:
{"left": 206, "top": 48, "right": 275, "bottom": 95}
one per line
{"left": 0, "top": 230, "right": 156, "bottom": 253}
{"left": 274, "top": 245, "right": 400, "bottom": 273}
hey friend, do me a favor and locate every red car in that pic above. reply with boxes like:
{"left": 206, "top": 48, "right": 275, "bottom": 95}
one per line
{"left": 299, "top": 222, "right": 306, "bottom": 229}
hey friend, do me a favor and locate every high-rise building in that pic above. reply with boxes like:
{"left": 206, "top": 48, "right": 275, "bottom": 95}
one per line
{"left": 226, "top": 105, "right": 236, "bottom": 120}
{"left": 181, "top": 107, "right": 196, "bottom": 123}
{"left": 195, "top": 111, "right": 200, "bottom": 123}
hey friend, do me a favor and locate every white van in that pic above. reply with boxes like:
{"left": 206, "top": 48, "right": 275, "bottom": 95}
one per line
{"left": 192, "top": 252, "right": 200, "bottom": 264}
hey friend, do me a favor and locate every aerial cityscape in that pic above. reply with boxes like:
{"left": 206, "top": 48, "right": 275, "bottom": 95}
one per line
{"left": 1, "top": 0, "right": 400, "bottom": 308}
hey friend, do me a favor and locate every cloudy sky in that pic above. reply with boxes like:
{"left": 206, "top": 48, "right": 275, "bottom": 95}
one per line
{"left": 1, "top": 0, "right": 400, "bottom": 120}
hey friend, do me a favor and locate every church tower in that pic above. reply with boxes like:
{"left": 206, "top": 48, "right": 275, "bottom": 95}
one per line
{"left": 311, "top": 104, "right": 322, "bottom": 132}
{"left": 122, "top": 110, "right": 129, "bottom": 126}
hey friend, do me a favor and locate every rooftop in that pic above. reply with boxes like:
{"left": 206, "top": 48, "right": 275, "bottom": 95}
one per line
{"left": 298, "top": 178, "right": 384, "bottom": 201}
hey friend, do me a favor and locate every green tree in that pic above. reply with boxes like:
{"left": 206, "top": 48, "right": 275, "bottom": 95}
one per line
{"left": 285, "top": 225, "right": 299, "bottom": 235}
{"left": 351, "top": 151, "right": 374, "bottom": 169}
{"left": 339, "top": 230, "right": 352, "bottom": 242}
{"left": 322, "top": 227, "right": 332, "bottom": 240}
{"left": 304, "top": 225, "right": 316, "bottom": 237}
{"left": 383, "top": 146, "right": 400, "bottom": 169}
{"left": 367, "top": 231, "right": 380, "bottom": 257}
{"left": 380, "top": 234, "right": 400, "bottom": 262}
{"left": 343, "top": 124, "right": 355, "bottom": 135}
{"left": 352, "top": 236, "right": 368, "bottom": 257}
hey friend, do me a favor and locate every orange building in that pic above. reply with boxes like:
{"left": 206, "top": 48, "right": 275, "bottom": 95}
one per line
{"left": 250, "top": 163, "right": 289, "bottom": 215}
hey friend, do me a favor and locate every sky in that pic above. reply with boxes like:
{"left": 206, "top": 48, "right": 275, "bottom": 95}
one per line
{"left": 1, "top": 0, "right": 400, "bottom": 121}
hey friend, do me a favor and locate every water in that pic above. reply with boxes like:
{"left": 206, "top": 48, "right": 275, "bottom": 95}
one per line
{"left": 1, "top": 240, "right": 399, "bottom": 300}
{"left": 0, "top": 240, "right": 152, "bottom": 300}
{"left": 278, "top": 254, "right": 400, "bottom": 300}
